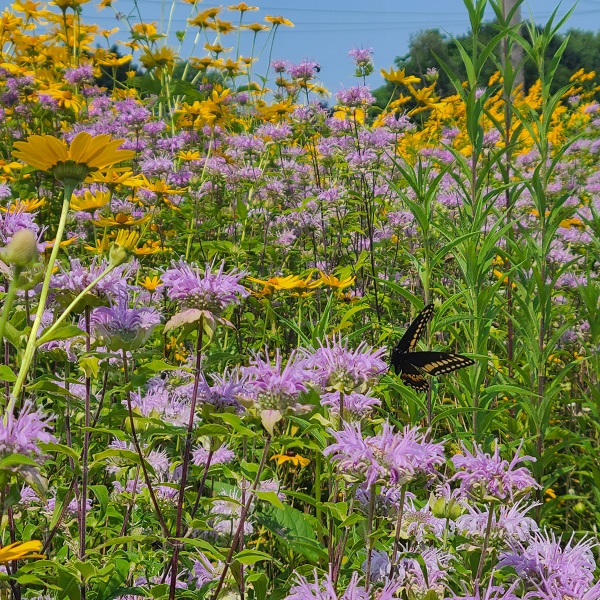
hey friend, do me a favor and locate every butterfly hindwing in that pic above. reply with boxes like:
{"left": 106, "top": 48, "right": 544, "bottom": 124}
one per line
{"left": 398, "top": 361, "right": 429, "bottom": 392}
{"left": 404, "top": 351, "right": 475, "bottom": 376}
{"left": 393, "top": 303, "right": 435, "bottom": 354}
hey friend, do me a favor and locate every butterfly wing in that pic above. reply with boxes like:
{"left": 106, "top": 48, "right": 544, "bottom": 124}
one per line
{"left": 393, "top": 303, "right": 435, "bottom": 354}
{"left": 405, "top": 351, "right": 475, "bottom": 375}
{"left": 395, "top": 360, "right": 429, "bottom": 391}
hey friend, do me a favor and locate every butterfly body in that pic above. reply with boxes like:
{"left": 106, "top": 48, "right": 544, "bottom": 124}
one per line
{"left": 391, "top": 303, "right": 474, "bottom": 391}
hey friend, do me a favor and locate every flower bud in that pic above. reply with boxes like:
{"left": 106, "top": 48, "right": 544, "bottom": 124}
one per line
{"left": 0, "top": 228, "right": 39, "bottom": 267}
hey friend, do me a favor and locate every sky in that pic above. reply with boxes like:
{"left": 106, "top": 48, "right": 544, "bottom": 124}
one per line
{"left": 78, "top": 0, "right": 600, "bottom": 93}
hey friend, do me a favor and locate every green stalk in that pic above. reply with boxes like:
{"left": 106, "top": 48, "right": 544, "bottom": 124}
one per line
{"left": 10, "top": 184, "right": 74, "bottom": 413}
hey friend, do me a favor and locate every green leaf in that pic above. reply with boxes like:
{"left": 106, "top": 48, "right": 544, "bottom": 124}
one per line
{"left": 257, "top": 504, "right": 325, "bottom": 563}
{"left": 0, "top": 365, "right": 16, "bottom": 382}
{"left": 140, "top": 359, "right": 180, "bottom": 373}
{"left": 96, "top": 558, "right": 130, "bottom": 600}
{"left": 90, "top": 485, "right": 109, "bottom": 519}
{"left": 0, "top": 453, "right": 40, "bottom": 470}
{"left": 237, "top": 196, "right": 248, "bottom": 221}
{"left": 39, "top": 442, "right": 79, "bottom": 462}
{"left": 256, "top": 490, "right": 285, "bottom": 510}
{"left": 234, "top": 549, "right": 277, "bottom": 565}
{"left": 37, "top": 325, "right": 86, "bottom": 346}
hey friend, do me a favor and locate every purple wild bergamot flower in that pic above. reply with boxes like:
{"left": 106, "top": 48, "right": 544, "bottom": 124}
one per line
{"left": 323, "top": 421, "right": 444, "bottom": 488}
{"left": 450, "top": 441, "right": 539, "bottom": 502}
{"left": 0, "top": 400, "right": 56, "bottom": 457}
{"left": 455, "top": 499, "right": 539, "bottom": 543}
{"left": 498, "top": 531, "right": 598, "bottom": 595}
{"left": 303, "top": 335, "right": 387, "bottom": 396}
{"left": 161, "top": 260, "right": 249, "bottom": 330}
{"left": 241, "top": 349, "right": 310, "bottom": 418}
{"left": 285, "top": 570, "right": 400, "bottom": 600}
{"left": 91, "top": 297, "right": 160, "bottom": 351}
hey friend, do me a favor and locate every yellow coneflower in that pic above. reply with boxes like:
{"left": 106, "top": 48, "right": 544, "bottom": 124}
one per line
{"left": 92, "top": 213, "right": 151, "bottom": 227}
{"left": 109, "top": 230, "right": 140, "bottom": 267}
{"left": 247, "top": 274, "right": 322, "bottom": 294}
{"left": 319, "top": 272, "right": 356, "bottom": 290}
{"left": 380, "top": 67, "right": 421, "bottom": 86}
{"left": 270, "top": 453, "right": 310, "bottom": 468}
{"left": 139, "top": 46, "right": 177, "bottom": 74}
{"left": 134, "top": 240, "right": 171, "bottom": 256}
{"left": 177, "top": 150, "right": 201, "bottom": 161}
{"left": 0, "top": 198, "right": 45, "bottom": 213}
{"left": 228, "top": 3, "right": 258, "bottom": 12}
{"left": 264, "top": 15, "right": 294, "bottom": 27}
{"left": 241, "top": 22, "right": 269, "bottom": 32}
{"left": 45, "top": 235, "right": 78, "bottom": 249}
{"left": 70, "top": 190, "right": 110, "bottom": 212}
{"left": 12, "top": 132, "right": 134, "bottom": 185}
{"left": 0, "top": 541, "right": 45, "bottom": 563}
{"left": 140, "top": 275, "right": 163, "bottom": 292}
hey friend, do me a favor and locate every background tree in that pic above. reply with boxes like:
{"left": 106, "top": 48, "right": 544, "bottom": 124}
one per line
{"left": 374, "top": 26, "right": 600, "bottom": 107}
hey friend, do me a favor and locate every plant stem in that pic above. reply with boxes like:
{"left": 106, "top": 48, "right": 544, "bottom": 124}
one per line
{"left": 390, "top": 485, "right": 407, "bottom": 571}
{"left": 10, "top": 187, "right": 73, "bottom": 410}
{"left": 169, "top": 316, "right": 204, "bottom": 600}
{"left": 211, "top": 435, "right": 272, "bottom": 600}
{"left": 364, "top": 485, "right": 376, "bottom": 592}
{"left": 475, "top": 502, "right": 495, "bottom": 587}
{"left": 79, "top": 307, "right": 91, "bottom": 567}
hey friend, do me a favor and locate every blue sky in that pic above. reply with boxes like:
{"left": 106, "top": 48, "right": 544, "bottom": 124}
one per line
{"left": 83, "top": 0, "right": 600, "bottom": 92}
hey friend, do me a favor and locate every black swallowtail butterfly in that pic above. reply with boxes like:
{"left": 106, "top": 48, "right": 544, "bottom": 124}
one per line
{"left": 391, "top": 303, "right": 475, "bottom": 392}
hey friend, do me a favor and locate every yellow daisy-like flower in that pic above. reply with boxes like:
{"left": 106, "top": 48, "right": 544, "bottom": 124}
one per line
{"left": 134, "top": 240, "right": 171, "bottom": 256}
{"left": 139, "top": 46, "right": 177, "bottom": 73}
{"left": 90, "top": 169, "right": 141, "bottom": 187}
{"left": 12, "top": 132, "right": 135, "bottom": 185}
{"left": 45, "top": 235, "right": 78, "bottom": 249}
{"left": 270, "top": 453, "right": 311, "bottom": 468}
{"left": 177, "top": 150, "right": 201, "bottom": 161}
{"left": 247, "top": 274, "right": 321, "bottom": 294}
{"left": 0, "top": 540, "right": 45, "bottom": 563}
{"left": 70, "top": 190, "right": 111, "bottom": 212}
{"left": 380, "top": 67, "right": 421, "bottom": 86}
{"left": 228, "top": 3, "right": 258, "bottom": 11}
{"left": 264, "top": 15, "right": 294, "bottom": 27}
{"left": 92, "top": 213, "right": 151, "bottom": 227}
{"left": 241, "top": 22, "right": 269, "bottom": 32}
{"left": 559, "top": 217, "right": 584, "bottom": 229}
{"left": 140, "top": 275, "right": 163, "bottom": 292}
{"left": 113, "top": 229, "right": 140, "bottom": 250}
{"left": 0, "top": 198, "right": 45, "bottom": 213}
{"left": 319, "top": 272, "right": 356, "bottom": 289}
